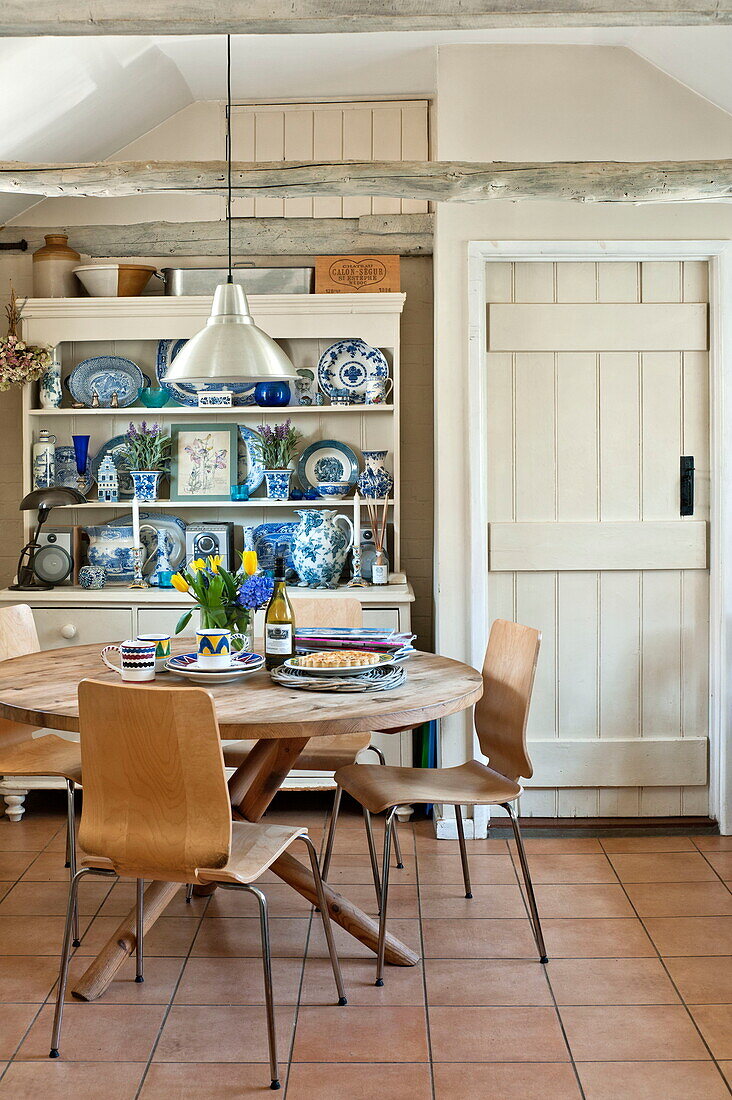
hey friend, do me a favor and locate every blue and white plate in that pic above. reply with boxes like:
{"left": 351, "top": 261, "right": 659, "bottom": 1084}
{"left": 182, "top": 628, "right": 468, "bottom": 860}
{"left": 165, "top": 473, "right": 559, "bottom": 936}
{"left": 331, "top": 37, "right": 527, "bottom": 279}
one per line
{"left": 109, "top": 512, "right": 187, "bottom": 573}
{"left": 54, "top": 445, "right": 94, "bottom": 493}
{"left": 90, "top": 436, "right": 134, "bottom": 500}
{"left": 317, "top": 339, "right": 389, "bottom": 400}
{"left": 156, "top": 339, "right": 257, "bottom": 407}
{"left": 297, "top": 440, "right": 359, "bottom": 493}
{"left": 166, "top": 651, "right": 264, "bottom": 684}
{"left": 243, "top": 522, "right": 299, "bottom": 575}
{"left": 68, "top": 356, "right": 145, "bottom": 408}
{"left": 238, "top": 425, "right": 265, "bottom": 495}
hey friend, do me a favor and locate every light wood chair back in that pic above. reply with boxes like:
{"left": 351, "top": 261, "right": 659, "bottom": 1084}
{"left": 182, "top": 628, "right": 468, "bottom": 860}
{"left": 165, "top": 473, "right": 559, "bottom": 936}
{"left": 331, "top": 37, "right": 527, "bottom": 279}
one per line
{"left": 77, "top": 680, "right": 233, "bottom": 882}
{"left": 0, "top": 604, "right": 42, "bottom": 750}
{"left": 289, "top": 597, "right": 362, "bottom": 629}
{"left": 473, "top": 619, "right": 541, "bottom": 783}
{"left": 0, "top": 604, "right": 40, "bottom": 662}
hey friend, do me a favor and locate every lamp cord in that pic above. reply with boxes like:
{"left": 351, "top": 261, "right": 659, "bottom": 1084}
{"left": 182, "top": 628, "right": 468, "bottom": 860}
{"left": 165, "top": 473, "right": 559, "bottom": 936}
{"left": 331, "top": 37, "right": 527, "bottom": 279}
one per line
{"left": 226, "top": 33, "right": 233, "bottom": 284}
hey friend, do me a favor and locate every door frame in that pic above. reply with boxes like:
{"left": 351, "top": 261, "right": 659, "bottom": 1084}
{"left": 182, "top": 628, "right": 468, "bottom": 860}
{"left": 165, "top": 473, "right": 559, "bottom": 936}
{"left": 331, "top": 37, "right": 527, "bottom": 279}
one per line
{"left": 467, "top": 240, "right": 732, "bottom": 834}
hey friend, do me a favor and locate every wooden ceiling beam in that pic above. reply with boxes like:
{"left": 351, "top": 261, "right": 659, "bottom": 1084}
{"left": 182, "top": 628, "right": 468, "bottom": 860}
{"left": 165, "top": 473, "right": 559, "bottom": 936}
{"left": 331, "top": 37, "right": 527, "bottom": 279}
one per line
{"left": 0, "top": 215, "right": 434, "bottom": 258}
{"left": 2, "top": 1, "right": 731, "bottom": 35}
{"left": 2, "top": 160, "right": 732, "bottom": 203}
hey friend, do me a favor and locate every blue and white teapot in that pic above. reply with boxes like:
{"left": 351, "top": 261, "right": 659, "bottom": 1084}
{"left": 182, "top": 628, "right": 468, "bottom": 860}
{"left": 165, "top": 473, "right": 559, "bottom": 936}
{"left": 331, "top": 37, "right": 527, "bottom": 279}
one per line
{"left": 291, "top": 509, "right": 354, "bottom": 589}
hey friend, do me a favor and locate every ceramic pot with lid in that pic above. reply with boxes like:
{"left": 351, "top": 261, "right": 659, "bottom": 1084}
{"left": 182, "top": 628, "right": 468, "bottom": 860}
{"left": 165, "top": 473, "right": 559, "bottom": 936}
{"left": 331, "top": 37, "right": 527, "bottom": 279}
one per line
{"left": 32, "top": 234, "right": 81, "bottom": 297}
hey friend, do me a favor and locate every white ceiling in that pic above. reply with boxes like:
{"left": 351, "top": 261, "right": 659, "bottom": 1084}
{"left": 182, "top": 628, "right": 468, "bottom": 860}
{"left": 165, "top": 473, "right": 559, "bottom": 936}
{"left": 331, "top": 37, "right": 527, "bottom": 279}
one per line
{"left": 1, "top": 27, "right": 731, "bottom": 225}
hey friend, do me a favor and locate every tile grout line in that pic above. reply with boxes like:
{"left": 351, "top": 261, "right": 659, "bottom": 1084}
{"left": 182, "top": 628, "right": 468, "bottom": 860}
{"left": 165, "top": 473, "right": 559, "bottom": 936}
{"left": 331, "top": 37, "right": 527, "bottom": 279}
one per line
{"left": 602, "top": 850, "right": 732, "bottom": 1095}
{"left": 505, "top": 831, "right": 587, "bottom": 1100}
{"left": 412, "top": 823, "right": 436, "bottom": 1100}
{"left": 133, "top": 888, "right": 212, "bottom": 1099}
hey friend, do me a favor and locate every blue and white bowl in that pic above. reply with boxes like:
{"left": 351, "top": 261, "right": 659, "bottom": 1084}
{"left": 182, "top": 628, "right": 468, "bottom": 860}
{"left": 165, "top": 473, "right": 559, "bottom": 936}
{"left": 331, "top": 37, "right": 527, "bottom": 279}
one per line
{"left": 316, "top": 481, "right": 350, "bottom": 500}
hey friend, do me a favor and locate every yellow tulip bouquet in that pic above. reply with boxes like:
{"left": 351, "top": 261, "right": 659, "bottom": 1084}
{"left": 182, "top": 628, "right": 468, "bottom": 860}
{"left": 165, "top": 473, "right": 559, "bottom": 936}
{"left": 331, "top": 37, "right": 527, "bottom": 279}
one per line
{"left": 172, "top": 551, "right": 274, "bottom": 650}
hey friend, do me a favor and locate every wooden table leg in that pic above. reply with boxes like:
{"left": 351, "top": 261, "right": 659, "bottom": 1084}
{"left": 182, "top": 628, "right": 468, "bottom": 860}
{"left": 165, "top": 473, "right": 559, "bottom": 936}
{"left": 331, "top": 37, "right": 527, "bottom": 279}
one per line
{"left": 72, "top": 880, "right": 180, "bottom": 1002}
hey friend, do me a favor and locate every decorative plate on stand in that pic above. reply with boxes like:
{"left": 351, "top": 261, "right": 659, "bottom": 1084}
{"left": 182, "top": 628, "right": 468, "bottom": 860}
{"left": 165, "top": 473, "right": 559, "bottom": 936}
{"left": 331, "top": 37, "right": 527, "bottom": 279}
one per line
{"left": 238, "top": 425, "right": 266, "bottom": 495}
{"left": 67, "top": 356, "right": 146, "bottom": 408}
{"left": 54, "top": 445, "right": 94, "bottom": 494}
{"left": 109, "top": 512, "right": 187, "bottom": 574}
{"left": 156, "top": 339, "right": 257, "bottom": 407}
{"left": 297, "top": 440, "right": 359, "bottom": 493}
{"left": 317, "top": 339, "right": 389, "bottom": 401}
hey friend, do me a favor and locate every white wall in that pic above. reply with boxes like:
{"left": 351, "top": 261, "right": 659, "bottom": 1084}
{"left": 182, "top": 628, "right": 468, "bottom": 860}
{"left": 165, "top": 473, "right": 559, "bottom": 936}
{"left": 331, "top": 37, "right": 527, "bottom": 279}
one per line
{"left": 433, "top": 44, "right": 732, "bottom": 777}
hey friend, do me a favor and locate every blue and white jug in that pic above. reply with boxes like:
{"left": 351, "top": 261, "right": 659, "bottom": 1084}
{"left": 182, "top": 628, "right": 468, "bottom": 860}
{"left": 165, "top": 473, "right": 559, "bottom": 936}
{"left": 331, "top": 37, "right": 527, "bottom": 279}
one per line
{"left": 291, "top": 508, "right": 354, "bottom": 589}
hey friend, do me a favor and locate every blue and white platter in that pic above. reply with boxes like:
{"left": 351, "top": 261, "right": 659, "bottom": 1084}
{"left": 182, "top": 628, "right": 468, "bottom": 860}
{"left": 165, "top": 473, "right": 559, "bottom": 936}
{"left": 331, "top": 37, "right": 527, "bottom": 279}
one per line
{"left": 166, "top": 651, "right": 264, "bottom": 684}
{"left": 68, "top": 356, "right": 145, "bottom": 408}
{"left": 156, "top": 339, "right": 257, "bottom": 407}
{"left": 297, "top": 440, "right": 359, "bottom": 493}
{"left": 317, "top": 339, "right": 389, "bottom": 400}
{"left": 243, "top": 522, "right": 298, "bottom": 575}
{"left": 109, "top": 512, "right": 187, "bottom": 573}
{"left": 90, "top": 436, "right": 134, "bottom": 500}
{"left": 54, "top": 445, "right": 94, "bottom": 493}
{"left": 238, "top": 425, "right": 266, "bottom": 495}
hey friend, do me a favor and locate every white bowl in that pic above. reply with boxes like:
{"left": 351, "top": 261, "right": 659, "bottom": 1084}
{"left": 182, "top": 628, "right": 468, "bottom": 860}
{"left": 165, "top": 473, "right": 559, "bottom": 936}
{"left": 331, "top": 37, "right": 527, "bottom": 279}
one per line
{"left": 73, "top": 263, "right": 157, "bottom": 297}
{"left": 316, "top": 481, "right": 350, "bottom": 500}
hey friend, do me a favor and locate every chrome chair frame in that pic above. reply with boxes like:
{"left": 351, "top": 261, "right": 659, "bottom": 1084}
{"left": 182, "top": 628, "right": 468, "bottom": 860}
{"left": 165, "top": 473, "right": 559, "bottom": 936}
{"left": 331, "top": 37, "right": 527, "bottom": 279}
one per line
{"left": 50, "top": 834, "right": 345, "bottom": 1091}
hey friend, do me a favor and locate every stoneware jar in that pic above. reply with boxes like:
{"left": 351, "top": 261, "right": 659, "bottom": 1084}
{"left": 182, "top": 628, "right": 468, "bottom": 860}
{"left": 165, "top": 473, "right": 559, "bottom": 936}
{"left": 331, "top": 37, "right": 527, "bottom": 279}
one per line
{"left": 32, "top": 234, "right": 81, "bottom": 298}
{"left": 291, "top": 508, "right": 354, "bottom": 588}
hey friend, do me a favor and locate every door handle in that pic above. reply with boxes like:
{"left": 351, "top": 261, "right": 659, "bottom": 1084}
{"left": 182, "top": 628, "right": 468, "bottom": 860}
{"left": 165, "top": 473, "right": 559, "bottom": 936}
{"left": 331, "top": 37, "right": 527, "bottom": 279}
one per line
{"left": 680, "top": 456, "right": 694, "bottom": 516}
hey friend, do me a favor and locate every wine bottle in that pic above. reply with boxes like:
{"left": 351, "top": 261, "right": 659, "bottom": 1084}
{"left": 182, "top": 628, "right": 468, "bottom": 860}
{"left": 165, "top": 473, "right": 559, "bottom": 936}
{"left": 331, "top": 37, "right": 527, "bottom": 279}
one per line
{"left": 264, "top": 556, "right": 296, "bottom": 670}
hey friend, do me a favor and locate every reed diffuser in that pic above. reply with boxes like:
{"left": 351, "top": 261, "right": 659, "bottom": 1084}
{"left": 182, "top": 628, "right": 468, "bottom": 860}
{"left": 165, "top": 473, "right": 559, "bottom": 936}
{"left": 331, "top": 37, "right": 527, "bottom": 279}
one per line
{"left": 367, "top": 498, "right": 390, "bottom": 585}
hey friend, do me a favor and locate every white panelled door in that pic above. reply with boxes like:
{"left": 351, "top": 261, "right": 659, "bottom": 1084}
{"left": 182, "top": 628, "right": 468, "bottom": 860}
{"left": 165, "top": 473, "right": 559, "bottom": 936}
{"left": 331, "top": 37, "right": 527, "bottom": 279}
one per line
{"left": 485, "top": 259, "right": 710, "bottom": 818}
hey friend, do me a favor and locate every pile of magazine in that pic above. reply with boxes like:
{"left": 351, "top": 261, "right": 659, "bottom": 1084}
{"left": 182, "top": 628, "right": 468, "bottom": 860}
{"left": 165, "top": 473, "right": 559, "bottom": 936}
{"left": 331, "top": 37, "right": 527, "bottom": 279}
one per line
{"left": 294, "top": 626, "right": 416, "bottom": 662}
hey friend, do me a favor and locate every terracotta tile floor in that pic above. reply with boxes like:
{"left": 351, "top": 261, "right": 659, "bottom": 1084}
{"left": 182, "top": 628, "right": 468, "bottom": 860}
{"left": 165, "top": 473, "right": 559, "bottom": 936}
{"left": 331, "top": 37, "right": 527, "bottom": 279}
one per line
{"left": 0, "top": 799, "right": 731, "bottom": 1099}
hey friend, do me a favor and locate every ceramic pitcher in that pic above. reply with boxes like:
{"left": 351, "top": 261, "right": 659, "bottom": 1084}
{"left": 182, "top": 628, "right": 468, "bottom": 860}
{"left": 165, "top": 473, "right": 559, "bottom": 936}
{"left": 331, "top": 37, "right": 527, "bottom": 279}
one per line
{"left": 291, "top": 508, "right": 354, "bottom": 588}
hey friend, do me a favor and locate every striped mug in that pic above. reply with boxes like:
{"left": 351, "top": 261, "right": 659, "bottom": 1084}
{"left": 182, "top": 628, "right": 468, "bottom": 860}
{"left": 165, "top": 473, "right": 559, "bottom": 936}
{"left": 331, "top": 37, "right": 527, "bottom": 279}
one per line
{"left": 101, "top": 639, "right": 156, "bottom": 682}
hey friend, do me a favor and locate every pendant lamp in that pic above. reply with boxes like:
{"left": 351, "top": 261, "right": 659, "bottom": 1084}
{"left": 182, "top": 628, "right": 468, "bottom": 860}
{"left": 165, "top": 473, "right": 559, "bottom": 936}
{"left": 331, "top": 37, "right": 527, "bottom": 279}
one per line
{"left": 163, "top": 36, "right": 296, "bottom": 388}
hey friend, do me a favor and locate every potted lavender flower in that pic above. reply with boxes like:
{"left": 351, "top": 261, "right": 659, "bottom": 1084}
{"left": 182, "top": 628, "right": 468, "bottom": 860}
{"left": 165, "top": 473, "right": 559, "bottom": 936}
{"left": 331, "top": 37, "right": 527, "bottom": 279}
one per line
{"left": 250, "top": 419, "right": 302, "bottom": 501}
{"left": 120, "top": 421, "right": 171, "bottom": 502}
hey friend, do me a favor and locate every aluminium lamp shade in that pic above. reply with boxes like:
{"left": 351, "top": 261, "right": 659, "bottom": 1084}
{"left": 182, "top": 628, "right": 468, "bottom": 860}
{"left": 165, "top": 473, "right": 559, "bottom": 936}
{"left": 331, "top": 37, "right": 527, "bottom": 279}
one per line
{"left": 163, "top": 283, "right": 297, "bottom": 387}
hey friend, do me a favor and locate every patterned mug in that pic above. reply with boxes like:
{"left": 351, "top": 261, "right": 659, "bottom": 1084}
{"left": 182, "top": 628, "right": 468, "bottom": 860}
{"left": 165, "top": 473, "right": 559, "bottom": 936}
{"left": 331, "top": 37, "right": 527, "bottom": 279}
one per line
{"left": 364, "top": 377, "right": 393, "bottom": 405}
{"left": 101, "top": 639, "right": 156, "bottom": 682}
{"left": 196, "top": 628, "right": 248, "bottom": 670}
{"left": 137, "top": 633, "right": 171, "bottom": 673}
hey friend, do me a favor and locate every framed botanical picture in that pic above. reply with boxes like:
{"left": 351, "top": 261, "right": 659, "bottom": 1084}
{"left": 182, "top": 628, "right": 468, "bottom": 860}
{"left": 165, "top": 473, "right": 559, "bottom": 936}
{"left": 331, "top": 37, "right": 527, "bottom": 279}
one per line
{"left": 170, "top": 422, "right": 238, "bottom": 502}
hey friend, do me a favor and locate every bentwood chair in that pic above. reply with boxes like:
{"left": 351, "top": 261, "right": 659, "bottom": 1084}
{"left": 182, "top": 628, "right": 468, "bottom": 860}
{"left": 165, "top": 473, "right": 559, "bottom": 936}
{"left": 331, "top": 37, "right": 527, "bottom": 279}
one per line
{"left": 0, "top": 604, "right": 82, "bottom": 944}
{"left": 221, "top": 596, "right": 403, "bottom": 901}
{"left": 331, "top": 619, "right": 547, "bottom": 985}
{"left": 50, "top": 680, "right": 346, "bottom": 1090}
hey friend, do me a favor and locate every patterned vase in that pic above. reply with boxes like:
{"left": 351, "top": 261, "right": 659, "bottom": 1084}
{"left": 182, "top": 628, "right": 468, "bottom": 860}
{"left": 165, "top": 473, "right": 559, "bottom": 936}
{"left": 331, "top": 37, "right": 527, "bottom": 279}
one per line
{"left": 291, "top": 508, "right": 354, "bottom": 588}
{"left": 39, "top": 349, "right": 62, "bottom": 409}
{"left": 148, "top": 527, "right": 173, "bottom": 588}
{"left": 357, "top": 450, "right": 394, "bottom": 499}
{"left": 131, "top": 470, "right": 162, "bottom": 503}
{"left": 264, "top": 470, "right": 292, "bottom": 501}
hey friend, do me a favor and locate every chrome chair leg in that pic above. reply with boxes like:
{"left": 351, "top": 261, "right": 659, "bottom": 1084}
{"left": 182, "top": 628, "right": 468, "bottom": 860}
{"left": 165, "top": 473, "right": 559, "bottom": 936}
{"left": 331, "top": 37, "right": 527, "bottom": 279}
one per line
{"left": 301, "top": 835, "right": 347, "bottom": 1006}
{"left": 135, "top": 878, "right": 145, "bottom": 983}
{"left": 375, "top": 807, "right": 398, "bottom": 986}
{"left": 66, "top": 781, "right": 80, "bottom": 947}
{"left": 185, "top": 884, "right": 194, "bottom": 903}
{"left": 362, "top": 808, "right": 382, "bottom": 906}
{"left": 502, "top": 802, "right": 548, "bottom": 963}
{"left": 454, "top": 805, "right": 473, "bottom": 899}
{"left": 367, "top": 746, "right": 404, "bottom": 870}
{"left": 50, "top": 867, "right": 115, "bottom": 1058}
{"left": 243, "top": 884, "right": 280, "bottom": 1090}
{"left": 321, "top": 784, "right": 342, "bottom": 881}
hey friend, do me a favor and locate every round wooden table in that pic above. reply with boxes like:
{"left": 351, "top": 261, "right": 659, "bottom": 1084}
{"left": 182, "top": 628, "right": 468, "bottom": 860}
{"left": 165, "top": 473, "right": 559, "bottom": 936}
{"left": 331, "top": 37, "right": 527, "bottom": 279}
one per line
{"left": 0, "top": 641, "right": 483, "bottom": 1002}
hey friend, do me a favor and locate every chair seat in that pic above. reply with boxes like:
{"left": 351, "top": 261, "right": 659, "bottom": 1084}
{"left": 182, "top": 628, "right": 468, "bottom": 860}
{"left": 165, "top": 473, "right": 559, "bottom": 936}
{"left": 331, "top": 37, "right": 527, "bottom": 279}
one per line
{"left": 0, "top": 734, "right": 82, "bottom": 783}
{"left": 223, "top": 731, "right": 373, "bottom": 772}
{"left": 81, "top": 821, "right": 307, "bottom": 886}
{"left": 334, "top": 759, "right": 521, "bottom": 815}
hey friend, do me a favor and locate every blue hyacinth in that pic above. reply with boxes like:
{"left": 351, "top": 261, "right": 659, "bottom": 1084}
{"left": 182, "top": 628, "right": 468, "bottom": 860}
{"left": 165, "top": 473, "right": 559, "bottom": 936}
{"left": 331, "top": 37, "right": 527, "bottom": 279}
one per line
{"left": 236, "top": 573, "right": 274, "bottom": 610}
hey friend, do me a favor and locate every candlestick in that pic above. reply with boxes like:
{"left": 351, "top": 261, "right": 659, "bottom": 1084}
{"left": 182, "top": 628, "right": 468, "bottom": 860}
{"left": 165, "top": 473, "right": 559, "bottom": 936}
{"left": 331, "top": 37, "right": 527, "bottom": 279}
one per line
{"left": 353, "top": 488, "right": 360, "bottom": 543}
{"left": 128, "top": 546, "right": 149, "bottom": 589}
{"left": 347, "top": 489, "right": 369, "bottom": 587}
{"left": 132, "top": 497, "right": 141, "bottom": 550}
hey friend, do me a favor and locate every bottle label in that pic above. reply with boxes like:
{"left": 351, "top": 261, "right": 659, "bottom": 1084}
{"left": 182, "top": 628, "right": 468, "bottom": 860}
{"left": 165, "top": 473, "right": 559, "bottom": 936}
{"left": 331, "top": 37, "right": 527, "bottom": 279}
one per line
{"left": 265, "top": 624, "right": 293, "bottom": 655}
{"left": 372, "top": 563, "right": 389, "bottom": 585}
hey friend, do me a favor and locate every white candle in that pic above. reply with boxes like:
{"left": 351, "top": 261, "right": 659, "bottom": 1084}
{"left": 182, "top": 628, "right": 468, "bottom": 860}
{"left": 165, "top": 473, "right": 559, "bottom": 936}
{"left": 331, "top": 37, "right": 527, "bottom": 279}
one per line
{"left": 132, "top": 497, "right": 141, "bottom": 549}
{"left": 353, "top": 489, "right": 360, "bottom": 548}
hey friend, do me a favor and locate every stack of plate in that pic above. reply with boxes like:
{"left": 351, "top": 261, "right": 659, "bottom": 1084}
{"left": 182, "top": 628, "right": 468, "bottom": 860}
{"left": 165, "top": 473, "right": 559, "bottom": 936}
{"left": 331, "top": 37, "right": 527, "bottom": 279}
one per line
{"left": 271, "top": 657, "right": 405, "bottom": 693}
{"left": 165, "top": 651, "right": 264, "bottom": 684}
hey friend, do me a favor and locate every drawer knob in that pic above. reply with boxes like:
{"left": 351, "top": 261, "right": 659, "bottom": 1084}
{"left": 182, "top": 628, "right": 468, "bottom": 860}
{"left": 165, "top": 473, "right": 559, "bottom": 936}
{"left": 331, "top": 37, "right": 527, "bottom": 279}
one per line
{"left": 60, "top": 623, "right": 78, "bottom": 640}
